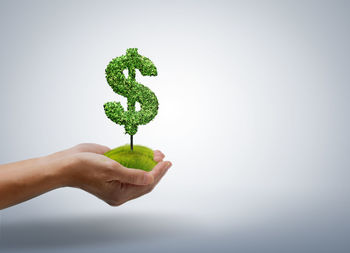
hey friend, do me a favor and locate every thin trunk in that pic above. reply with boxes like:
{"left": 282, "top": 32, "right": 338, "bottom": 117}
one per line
{"left": 130, "top": 135, "right": 133, "bottom": 151}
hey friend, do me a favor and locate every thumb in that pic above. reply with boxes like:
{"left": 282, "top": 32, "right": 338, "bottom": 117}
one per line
{"left": 114, "top": 165, "right": 155, "bottom": 186}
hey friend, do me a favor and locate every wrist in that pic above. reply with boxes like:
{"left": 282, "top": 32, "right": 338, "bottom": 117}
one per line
{"left": 39, "top": 154, "right": 76, "bottom": 188}
{"left": 57, "top": 153, "right": 85, "bottom": 188}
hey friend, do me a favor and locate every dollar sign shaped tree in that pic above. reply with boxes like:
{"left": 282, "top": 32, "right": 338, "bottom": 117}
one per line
{"left": 104, "top": 48, "right": 159, "bottom": 150}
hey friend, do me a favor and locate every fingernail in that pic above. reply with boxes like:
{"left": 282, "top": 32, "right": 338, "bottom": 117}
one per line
{"left": 166, "top": 162, "right": 172, "bottom": 169}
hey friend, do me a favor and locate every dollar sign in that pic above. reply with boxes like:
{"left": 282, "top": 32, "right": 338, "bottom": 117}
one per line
{"left": 104, "top": 48, "right": 159, "bottom": 140}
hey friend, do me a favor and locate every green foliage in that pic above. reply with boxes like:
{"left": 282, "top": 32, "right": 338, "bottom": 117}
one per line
{"left": 104, "top": 145, "right": 157, "bottom": 171}
{"left": 104, "top": 48, "right": 159, "bottom": 135}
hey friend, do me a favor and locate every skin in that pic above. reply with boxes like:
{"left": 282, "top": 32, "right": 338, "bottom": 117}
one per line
{"left": 0, "top": 143, "right": 172, "bottom": 210}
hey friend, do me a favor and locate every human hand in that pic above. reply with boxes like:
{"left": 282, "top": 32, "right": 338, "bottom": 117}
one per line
{"left": 58, "top": 144, "right": 171, "bottom": 206}
{"left": 46, "top": 143, "right": 111, "bottom": 160}
{"left": 0, "top": 143, "right": 170, "bottom": 210}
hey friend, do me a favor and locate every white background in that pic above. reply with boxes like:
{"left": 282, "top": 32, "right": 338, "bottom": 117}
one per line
{"left": 0, "top": 0, "right": 349, "bottom": 252}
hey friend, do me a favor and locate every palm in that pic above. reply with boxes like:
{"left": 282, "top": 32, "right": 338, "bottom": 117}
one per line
{"left": 104, "top": 159, "right": 167, "bottom": 206}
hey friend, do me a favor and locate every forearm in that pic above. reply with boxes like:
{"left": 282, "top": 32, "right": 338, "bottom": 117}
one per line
{"left": 0, "top": 156, "right": 69, "bottom": 210}
{"left": 0, "top": 143, "right": 170, "bottom": 209}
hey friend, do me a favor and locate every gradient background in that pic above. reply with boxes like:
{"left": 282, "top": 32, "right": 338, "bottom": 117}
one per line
{"left": 0, "top": 0, "right": 349, "bottom": 252}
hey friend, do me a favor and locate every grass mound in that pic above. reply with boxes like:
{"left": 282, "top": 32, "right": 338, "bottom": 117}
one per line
{"left": 104, "top": 144, "right": 157, "bottom": 172}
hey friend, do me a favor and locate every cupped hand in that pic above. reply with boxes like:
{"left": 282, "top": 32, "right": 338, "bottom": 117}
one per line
{"left": 60, "top": 144, "right": 171, "bottom": 206}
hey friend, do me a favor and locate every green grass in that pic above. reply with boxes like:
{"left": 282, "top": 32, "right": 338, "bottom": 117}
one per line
{"left": 104, "top": 144, "right": 157, "bottom": 171}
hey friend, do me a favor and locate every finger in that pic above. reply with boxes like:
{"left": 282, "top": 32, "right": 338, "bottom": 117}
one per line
{"left": 112, "top": 164, "right": 154, "bottom": 186}
{"left": 153, "top": 154, "right": 164, "bottom": 163}
{"left": 88, "top": 144, "right": 111, "bottom": 154}
{"left": 97, "top": 145, "right": 111, "bottom": 154}
{"left": 74, "top": 143, "right": 111, "bottom": 154}
{"left": 153, "top": 150, "right": 165, "bottom": 157}
{"left": 150, "top": 161, "right": 172, "bottom": 183}
{"left": 153, "top": 150, "right": 165, "bottom": 162}
{"left": 122, "top": 161, "right": 172, "bottom": 201}
{"left": 152, "top": 161, "right": 172, "bottom": 185}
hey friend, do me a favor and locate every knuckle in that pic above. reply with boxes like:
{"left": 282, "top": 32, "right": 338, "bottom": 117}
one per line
{"left": 144, "top": 186, "right": 154, "bottom": 194}
{"left": 73, "top": 153, "right": 88, "bottom": 164}
{"left": 107, "top": 198, "right": 124, "bottom": 207}
{"left": 115, "top": 200, "right": 126, "bottom": 206}
{"left": 74, "top": 143, "right": 87, "bottom": 152}
{"left": 107, "top": 200, "right": 117, "bottom": 207}
{"left": 106, "top": 160, "right": 117, "bottom": 170}
{"left": 107, "top": 201, "right": 120, "bottom": 207}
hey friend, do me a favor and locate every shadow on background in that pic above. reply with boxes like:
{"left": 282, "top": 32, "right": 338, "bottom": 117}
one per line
{"left": 0, "top": 212, "right": 192, "bottom": 250}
